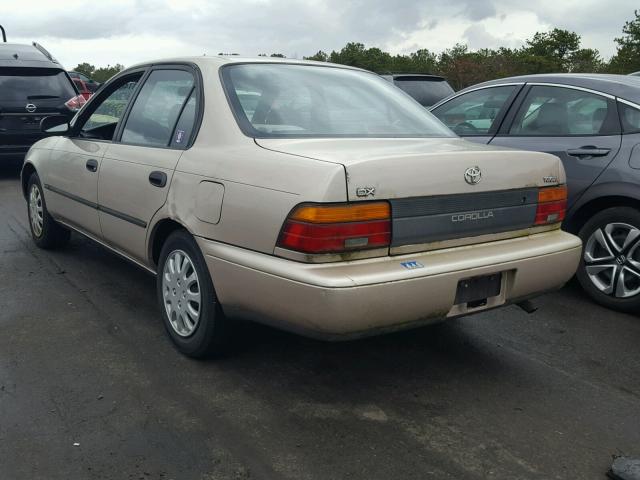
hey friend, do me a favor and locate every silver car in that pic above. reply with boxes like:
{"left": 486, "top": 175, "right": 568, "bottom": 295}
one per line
{"left": 22, "top": 57, "right": 581, "bottom": 357}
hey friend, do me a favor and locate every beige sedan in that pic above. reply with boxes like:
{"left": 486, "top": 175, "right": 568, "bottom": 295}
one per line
{"left": 22, "top": 57, "right": 582, "bottom": 357}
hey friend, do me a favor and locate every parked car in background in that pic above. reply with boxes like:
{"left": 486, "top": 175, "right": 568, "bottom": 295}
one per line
{"left": 0, "top": 30, "right": 86, "bottom": 163}
{"left": 72, "top": 77, "right": 93, "bottom": 100}
{"left": 381, "top": 74, "right": 454, "bottom": 107}
{"left": 431, "top": 73, "right": 640, "bottom": 312}
{"left": 22, "top": 57, "right": 581, "bottom": 357}
{"left": 68, "top": 71, "right": 100, "bottom": 92}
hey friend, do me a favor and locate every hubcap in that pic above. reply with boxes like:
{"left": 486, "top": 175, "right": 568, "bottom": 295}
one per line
{"left": 584, "top": 222, "right": 640, "bottom": 298}
{"left": 29, "top": 184, "right": 44, "bottom": 238}
{"left": 162, "top": 249, "right": 201, "bottom": 337}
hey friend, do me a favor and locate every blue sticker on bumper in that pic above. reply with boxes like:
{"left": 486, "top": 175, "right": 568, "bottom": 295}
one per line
{"left": 401, "top": 260, "right": 424, "bottom": 270}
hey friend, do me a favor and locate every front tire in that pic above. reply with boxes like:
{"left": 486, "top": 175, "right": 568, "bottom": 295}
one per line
{"left": 27, "top": 173, "right": 70, "bottom": 249}
{"left": 157, "top": 230, "right": 231, "bottom": 358}
{"left": 576, "top": 207, "right": 640, "bottom": 313}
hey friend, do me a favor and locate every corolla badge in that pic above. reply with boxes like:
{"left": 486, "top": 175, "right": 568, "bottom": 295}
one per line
{"left": 25, "top": 103, "right": 37, "bottom": 113}
{"left": 464, "top": 166, "right": 482, "bottom": 185}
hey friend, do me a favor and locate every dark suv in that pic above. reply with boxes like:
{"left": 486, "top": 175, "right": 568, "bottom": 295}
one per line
{"left": 0, "top": 35, "right": 82, "bottom": 163}
{"left": 381, "top": 74, "right": 455, "bottom": 107}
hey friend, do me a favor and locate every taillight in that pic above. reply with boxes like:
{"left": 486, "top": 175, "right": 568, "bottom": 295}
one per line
{"left": 65, "top": 94, "right": 87, "bottom": 112}
{"left": 535, "top": 185, "right": 567, "bottom": 225}
{"left": 278, "top": 202, "right": 391, "bottom": 254}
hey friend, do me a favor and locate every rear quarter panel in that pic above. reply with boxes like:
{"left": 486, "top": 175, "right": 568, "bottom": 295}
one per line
{"left": 152, "top": 60, "right": 347, "bottom": 255}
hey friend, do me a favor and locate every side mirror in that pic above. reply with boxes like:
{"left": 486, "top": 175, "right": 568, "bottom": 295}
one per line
{"left": 40, "top": 116, "right": 70, "bottom": 134}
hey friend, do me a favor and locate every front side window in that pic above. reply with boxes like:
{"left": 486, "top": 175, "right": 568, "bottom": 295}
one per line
{"left": 80, "top": 76, "right": 141, "bottom": 140}
{"left": 221, "top": 64, "right": 454, "bottom": 138}
{"left": 509, "top": 86, "right": 619, "bottom": 136}
{"left": 431, "top": 85, "right": 516, "bottom": 135}
{"left": 121, "top": 69, "right": 195, "bottom": 147}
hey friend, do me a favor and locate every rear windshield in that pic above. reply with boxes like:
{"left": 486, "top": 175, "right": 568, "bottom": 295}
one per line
{"left": 221, "top": 64, "right": 454, "bottom": 138}
{"left": 0, "top": 68, "right": 75, "bottom": 104}
{"left": 393, "top": 77, "right": 454, "bottom": 107}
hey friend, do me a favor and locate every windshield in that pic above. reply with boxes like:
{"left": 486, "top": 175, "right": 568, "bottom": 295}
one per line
{"left": 0, "top": 68, "right": 75, "bottom": 105}
{"left": 221, "top": 64, "right": 454, "bottom": 138}
{"left": 393, "top": 77, "right": 454, "bottom": 107}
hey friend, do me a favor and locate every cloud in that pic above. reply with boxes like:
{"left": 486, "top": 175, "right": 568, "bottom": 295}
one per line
{"left": 0, "top": 0, "right": 635, "bottom": 68}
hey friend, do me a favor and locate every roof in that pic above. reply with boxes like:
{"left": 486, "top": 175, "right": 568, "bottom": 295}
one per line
{"left": 382, "top": 73, "right": 446, "bottom": 81}
{"left": 463, "top": 73, "right": 640, "bottom": 105}
{"left": 125, "top": 55, "right": 366, "bottom": 72}
{"left": 0, "top": 42, "right": 62, "bottom": 69}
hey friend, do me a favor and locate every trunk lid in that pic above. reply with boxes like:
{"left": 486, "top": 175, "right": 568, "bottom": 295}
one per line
{"left": 257, "top": 137, "right": 564, "bottom": 252}
{"left": 256, "top": 137, "right": 561, "bottom": 199}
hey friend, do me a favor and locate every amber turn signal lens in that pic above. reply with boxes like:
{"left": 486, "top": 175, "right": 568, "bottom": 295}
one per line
{"left": 289, "top": 202, "right": 391, "bottom": 224}
{"left": 535, "top": 185, "right": 568, "bottom": 226}
{"left": 538, "top": 185, "right": 567, "bottom": 203}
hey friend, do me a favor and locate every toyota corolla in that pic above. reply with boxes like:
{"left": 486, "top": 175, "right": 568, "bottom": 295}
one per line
{"left": 22, "top": 57, "right": 582, "bottom": 357}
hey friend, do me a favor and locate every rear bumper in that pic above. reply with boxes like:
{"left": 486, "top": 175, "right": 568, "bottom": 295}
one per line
{"left": 197, "top": 230, "right": 582, "bottom": 339}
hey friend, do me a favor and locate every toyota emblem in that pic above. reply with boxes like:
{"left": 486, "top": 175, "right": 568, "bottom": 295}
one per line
{"left": 464, "top": 166, "right": 482, "bottom": 185}
{"left": 25, "top": 103, "right": 37, "bottom": 113}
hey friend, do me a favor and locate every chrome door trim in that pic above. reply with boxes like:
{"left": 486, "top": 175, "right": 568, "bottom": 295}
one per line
{"left": 44, "top": 183, "right": 147, "bottom": 228}
{"left": 525, "top": 82, "right": 615, "bottom": 100}
{"left": 429, "top": 83, "right": 525, "bottom": 110}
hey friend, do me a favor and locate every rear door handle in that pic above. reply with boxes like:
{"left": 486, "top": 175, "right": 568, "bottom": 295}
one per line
{"left": 149, "top": 171, "right": 167, "bottom": 188}
{"left": 86, "top": 158, "right": 98, "bottom": 172}
{"left": 567, "top": 146, "right": 611, "bottom": 158}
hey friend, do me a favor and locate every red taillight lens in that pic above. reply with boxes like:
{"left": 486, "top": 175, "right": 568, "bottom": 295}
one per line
{"left": 65, "top": 94, "right": 87, "bottom": 112}
{"left": 535, "top": 186, "right": 567, "bottom": 225}
{"left": 278, "top": 202, "right": 391, "bottom": 254}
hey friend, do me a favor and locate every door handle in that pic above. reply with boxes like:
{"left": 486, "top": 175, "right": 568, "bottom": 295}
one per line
{"left": 86, "top": 158, "right": 98, "bottom": 172}
{"left": 566, "top": 146, "right": 611, "bottom": 158}
{"left": 149, "top": 171, "right": 167, "bottom": 188}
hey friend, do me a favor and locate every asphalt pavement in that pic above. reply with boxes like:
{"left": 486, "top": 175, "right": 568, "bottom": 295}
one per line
{"left": 1, "top": 163, "right": 639, "bottom": 480}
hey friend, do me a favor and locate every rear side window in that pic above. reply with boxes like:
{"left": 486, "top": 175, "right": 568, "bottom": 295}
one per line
{"left": 509, "top": 85, "right": 619, "bottom": 136}
{"left": 619, "top": 101, "right": 640, "bottom": 133}
{"left": 0, "top": 68, "right": 75, "bottom": 105}
{"left": 121, "top": 69, "right": 195, "bottom": 148}
{"left": 431, "top": 85, "right": 516, "bottom": 135}
{"left": 393, "top": 77, "right": 454, "bottom": 107}
{"left": 170, "top": 92, "right": 197, "bottom": 148}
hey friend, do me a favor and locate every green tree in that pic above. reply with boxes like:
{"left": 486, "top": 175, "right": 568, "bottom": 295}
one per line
{"left": 92, "top": 64, "right": 125, "bottom": 83}
{"left": 523, "top": 28, "right": 582, "bottom": 72}
{"left": 270, "top": 53, "right": 286, "bottom": 58}
{"left": 304, "top": 50, "right": 328, "bottom": 62}
{"left": 608, "top": 10, "right": 640, "bottom": 73}
{"left": 72, "top": 62, "right": 96, "bottom": 77}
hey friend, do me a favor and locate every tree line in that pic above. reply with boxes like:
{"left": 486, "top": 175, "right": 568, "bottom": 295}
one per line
{"left": 305, "top": 10, "right": 640, "bottom": 89}
{"left": 74, "top": 10, "right": 640, "bottom": 90}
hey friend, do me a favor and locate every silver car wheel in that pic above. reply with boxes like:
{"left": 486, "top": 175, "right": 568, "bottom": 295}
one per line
{"left": 584, "top": 222, "right": 640, "bottom": 298}
{"left": 162, "top": 249, "right": 202, "bottom": 337}
{"left": 29, "top": 184, "right": 44, "bottom": 238}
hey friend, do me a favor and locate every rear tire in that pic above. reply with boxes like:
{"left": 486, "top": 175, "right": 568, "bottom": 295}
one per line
{"left": 576, "top": 206, "right": 640, "bottom": 313}
{"left": 27, "top": 173, "right": 70, "bottom": 249}
{"left": 157, "top": 230, "right": 231, "bottom": 358}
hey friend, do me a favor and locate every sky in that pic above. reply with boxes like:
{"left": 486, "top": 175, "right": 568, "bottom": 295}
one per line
{"left": 0, "top": 0, "right": 636, "bottom": 70}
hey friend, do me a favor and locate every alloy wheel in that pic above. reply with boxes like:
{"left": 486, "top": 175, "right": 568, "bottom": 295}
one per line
{"left": 29, "top": 184, "right": 44, "bottom": 238}
{"left": 162, "top": 249, "right": 202, "bottom": 337}
{"left": 584, "top": 222, "right": 640, "bottom": 298}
